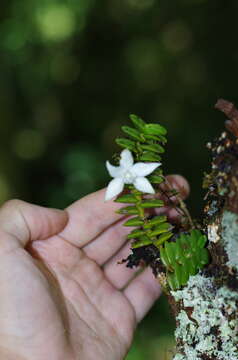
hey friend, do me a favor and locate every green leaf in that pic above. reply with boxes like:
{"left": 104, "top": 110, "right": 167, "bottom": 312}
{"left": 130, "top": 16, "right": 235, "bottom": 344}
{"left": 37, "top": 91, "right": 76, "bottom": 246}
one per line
{"left": 186, "top": 258, "right": 197, "bottom": 276}
{"left": 141, "top": 144, "right": 165, "bottom": 154}
{"left": 164, "top": 241, "right": 176, "bottom": 264}
{"left": 148, "top": 175, "right": 164, "bottom": 184}
{"left": 174, "top": 242, "right": 183, "bottom": 262}
{"left": 117, "top": 206, "right": 139, "bottom": 215}
{"left": 197, "top": 233, "right": 207, "bottom": 248}
{"left": 115, "top": 194, "right": 138, "bottom": 203}
{"left": 154, "top": 232, "right": 173, "bottom": 247}
{"left": 199, "top": 248, "right": 210, "bottom": 265}
{"left": 174, "top": 263, "right": 183, "bottom": 287}
{"left": 144, "top": 134, "right": 167, "bottom": 144}
{"left": 141, "top": 199, "right": 164, "bottom": 208}
{"left": 127, "top": 229, "right": 146, "bottom": 240}
{"left": 145, "top": 123, "right": 167, "bottom": 136}
{"left": 121, "top": 126, "right": 143, "bottom": 141}
{"left": 177, "top": 233, "right": 190, "bottom": 255}
{"left": 180, "top": 265, "right": 189, "bottom": 286}
{"left": 116, "top": 138, "right": 136, "bottom": 151}
{"left": 129, "top": 114, "right": 146, "bottom": 132}
{"left": 143, "top": 215, "right": 167, "bottom": 229}
{"left": 160, "top": 245, "right": 171, "bottom": 267}
{"left": 132, "top": 235, "right": 153, "bottom": 249}
{"left": 124, "top": 217, "right": 144, "bottom": 227}
{"left": 167, "top": 273, "right": 178, "bottom": 291}
{"left": 150, "top": 222, "right": 170, "bottom": 237}
{"left": 161, "top": 230, "right": 210, "bottom": 290}
{"left": 140, "top": 152, "right": 162, "bottom": 162}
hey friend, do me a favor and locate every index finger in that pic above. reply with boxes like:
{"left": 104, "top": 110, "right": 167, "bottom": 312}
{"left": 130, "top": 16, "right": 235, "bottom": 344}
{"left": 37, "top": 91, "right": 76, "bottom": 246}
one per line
{"left": 59, "top": 175, "right": 189, "bottom": 248}
{"left": 60, "top": 188, "right": 125, "bottom": 247}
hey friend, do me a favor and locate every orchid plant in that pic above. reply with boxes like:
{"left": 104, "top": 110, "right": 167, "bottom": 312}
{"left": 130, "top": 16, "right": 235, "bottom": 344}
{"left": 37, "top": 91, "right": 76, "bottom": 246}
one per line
{"left": 105, "top": 114, "right": 209, "bottom": 290}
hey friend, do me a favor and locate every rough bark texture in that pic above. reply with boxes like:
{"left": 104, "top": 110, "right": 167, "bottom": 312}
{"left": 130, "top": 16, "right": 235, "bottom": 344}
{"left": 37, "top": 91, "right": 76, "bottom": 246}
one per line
{"left": 171, "top": 99, "right": 238, "bottom": 360}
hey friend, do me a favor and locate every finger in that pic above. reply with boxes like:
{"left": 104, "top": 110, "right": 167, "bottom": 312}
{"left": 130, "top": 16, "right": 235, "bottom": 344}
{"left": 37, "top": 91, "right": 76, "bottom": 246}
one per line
{"left": 59, "top": 188, "right": 125, "bottom": 247}
{"left": 0, "top": 199, "right": 68, "bottom": 251}
{"left": 61, "top": 175, "right": 189, "bottom": 249}
{"left": 123, "top": 267, "right": 161, "bottom": 323}
{"left": 103, "top": 242, "right": 139, "bottom": 289}
{"left": 83, "top": 218, "right": 132, "bottom": 265}
{"left": 159, "top": 174, "right": 190, "bottom": 202}
{"left": 83, "top": 205, "right": 180, "bottom": 266}
{"left": 81, "top": 175, "right": 189, "bottom": 263}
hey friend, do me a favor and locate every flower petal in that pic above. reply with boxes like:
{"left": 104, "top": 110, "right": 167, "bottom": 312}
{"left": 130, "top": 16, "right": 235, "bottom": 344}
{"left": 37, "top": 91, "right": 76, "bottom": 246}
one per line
{"left": 105, "top": 178, "right": 124, "bottom": 201}
{"left": 134, "top": 177, "right": 155, "bottom": 194}
{"left": 131, "top": 162, "right": 161, "bottom": 177}
{"left": 120, "top": 149, "right": 134, "bottom": 169}
{"left": 106, "top": 161, "right": 122, "bottom": 178}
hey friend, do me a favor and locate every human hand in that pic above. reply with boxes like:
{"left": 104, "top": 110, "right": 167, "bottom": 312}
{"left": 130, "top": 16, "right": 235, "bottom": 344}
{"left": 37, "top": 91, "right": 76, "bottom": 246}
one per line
{"left": 0, "top": 175, "right": 189, "bottom": 360}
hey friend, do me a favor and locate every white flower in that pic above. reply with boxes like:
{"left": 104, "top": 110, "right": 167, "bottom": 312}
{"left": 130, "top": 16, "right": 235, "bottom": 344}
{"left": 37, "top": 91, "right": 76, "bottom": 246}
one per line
{"left": 105, "top": 149, "right": 161, "bottom": 201}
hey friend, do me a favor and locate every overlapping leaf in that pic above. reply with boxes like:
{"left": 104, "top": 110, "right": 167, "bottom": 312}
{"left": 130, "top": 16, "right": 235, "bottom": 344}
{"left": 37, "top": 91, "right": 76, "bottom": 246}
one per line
{"left": 160, "top": 230, "right": 209, "bottom": 290}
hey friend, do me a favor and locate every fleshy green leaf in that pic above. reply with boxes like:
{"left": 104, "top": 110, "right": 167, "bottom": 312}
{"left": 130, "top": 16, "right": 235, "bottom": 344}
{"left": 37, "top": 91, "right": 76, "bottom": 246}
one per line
{"left": 132, "top": 235, "right": 153, "bottom": 248}
{"left": 116, "top": 138, "right": 136, "bottom": 151}
{"left": 148, "top": 175, "right": 164, "bottom": 184}
{"left": 160, "top": 230, "right": 210, "bottom": 290}
{"left": 143, "top": 215, "right": 167, "bottom": 229}
{"left": 160, "top": 245, "right": 171, "bottom": 267}
{"left": 144, "top": 134, "right": 167, "bottom": 144}
{"left": 121, "top": 126, "right": 143, "bottom": 141}
{"left": 140, "top": 152, "right": 162, "bottom": 162}
{"left": 174, "top": 242, "right": 183, "bottom": 262}
{"left": 165, "top": 241, "right": 176, "bottom": 264}
{"left": 150, "top": 222, "right": 170, "bottom": 237}
{"left": 127, "top": 229, "right": 146, "bottom": 240}
{"left": 115, "top": 194, "right": 138, "bottom": 203}
{"left": 145, "top": 123, "right": 167, "bottom": 136}
{"left": 174, "top": 263, "right": 183, "bottom": 287}
{"left": 199, "top": 248, "right": 210, "bottom": 265}
{"left": 167, "top": 273, "right": 178, "bottom": 291}
{"left": 129, "top": 114, "right": 146, "bottom": 132}
{"left": 180, "top": 265, "right": 189, "bottom": 286}
{"left": 116, "top": 206, "right": 139, "bottom": 215}
{"left": 124, "top": 217, "right": 144, "bottom": 227}
{"left": 141, "top": 199, "right": 164, "bottom": 208}
{"left": 141, "top": 143, "right": 165, "bottom": 153}
{"left": 154, "top": 232, "right": 173, "bottom": 247}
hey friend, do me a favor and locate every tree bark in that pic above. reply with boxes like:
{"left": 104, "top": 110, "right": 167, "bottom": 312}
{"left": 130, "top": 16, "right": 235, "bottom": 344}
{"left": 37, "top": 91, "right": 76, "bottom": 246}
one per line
{"left": 171, "top": 99, "right": 238, "bottom": 360}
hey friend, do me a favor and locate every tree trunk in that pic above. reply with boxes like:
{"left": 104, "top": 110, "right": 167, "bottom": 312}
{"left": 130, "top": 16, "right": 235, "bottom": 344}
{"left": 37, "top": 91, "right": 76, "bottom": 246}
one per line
{"left": 171, "top": 99, "right": 238, "bottom": 360}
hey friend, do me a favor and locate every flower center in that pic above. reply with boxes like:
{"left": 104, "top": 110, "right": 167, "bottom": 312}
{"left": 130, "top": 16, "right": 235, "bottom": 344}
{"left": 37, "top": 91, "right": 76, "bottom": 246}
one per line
{"left": 123, "top": 170, "right": 135, "bottom": 184}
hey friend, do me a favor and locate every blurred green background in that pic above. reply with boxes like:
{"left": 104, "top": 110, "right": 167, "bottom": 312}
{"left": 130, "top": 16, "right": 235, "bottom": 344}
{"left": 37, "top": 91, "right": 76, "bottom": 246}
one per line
{"left": 1, "top": 0, "right": 237, "bottom": 358}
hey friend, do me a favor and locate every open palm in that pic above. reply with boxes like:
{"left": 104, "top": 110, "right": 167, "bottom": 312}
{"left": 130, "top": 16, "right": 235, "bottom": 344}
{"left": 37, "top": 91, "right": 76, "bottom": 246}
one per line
{"left": 0, "top": 176, "right": 188, "bottom": 360}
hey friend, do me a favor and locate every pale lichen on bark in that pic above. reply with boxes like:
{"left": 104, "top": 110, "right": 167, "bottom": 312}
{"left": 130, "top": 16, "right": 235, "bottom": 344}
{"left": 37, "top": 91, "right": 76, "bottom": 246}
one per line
{"left": 222, "top": 211, "right": 238, "bottom": 269}
{"left": 172, "top": 275, "right": 238, "bottom": 359}
{"left": 171, "top": 100, "right": 238, "bottom": 360}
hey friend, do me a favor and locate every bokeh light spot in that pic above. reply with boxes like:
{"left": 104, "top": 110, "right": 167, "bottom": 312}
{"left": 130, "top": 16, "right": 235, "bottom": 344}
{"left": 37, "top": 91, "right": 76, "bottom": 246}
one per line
{"left": 13, "top": 130, "right": 46, "bottom": 160}
{"left": 3, "top": 21, "right": 28, "bottom": 51}
{"left": 126, "top": 0, "right": 155, "bottom": 10}
{"left": 50, "top": 55, "right": 80, "bottom": 84}
{"left": 36, "top": 5, "right": 76, "bottom": 42}
{"left": 125, "top": 38, "right": 162, "bottom": 90}
{"left": 162, "top": 21, "right": 192, "bottom": 53}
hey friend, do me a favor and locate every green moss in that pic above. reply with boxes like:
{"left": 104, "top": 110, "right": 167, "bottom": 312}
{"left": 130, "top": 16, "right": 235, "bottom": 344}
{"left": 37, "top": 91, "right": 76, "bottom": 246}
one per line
{"left": 172, "top": 274, "right": 238, "bottom": 359}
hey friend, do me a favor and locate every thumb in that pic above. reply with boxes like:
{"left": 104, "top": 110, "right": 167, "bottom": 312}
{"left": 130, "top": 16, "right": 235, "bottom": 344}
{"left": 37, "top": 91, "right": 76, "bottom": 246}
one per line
{"left": 0, "top": 199, "right": 68, "bottom": 250}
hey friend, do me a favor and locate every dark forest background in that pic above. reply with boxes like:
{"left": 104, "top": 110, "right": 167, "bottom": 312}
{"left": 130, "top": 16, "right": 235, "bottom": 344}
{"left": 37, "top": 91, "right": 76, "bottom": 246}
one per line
{"left": 1, "top": 0, "right": 237, "bottom": 358}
